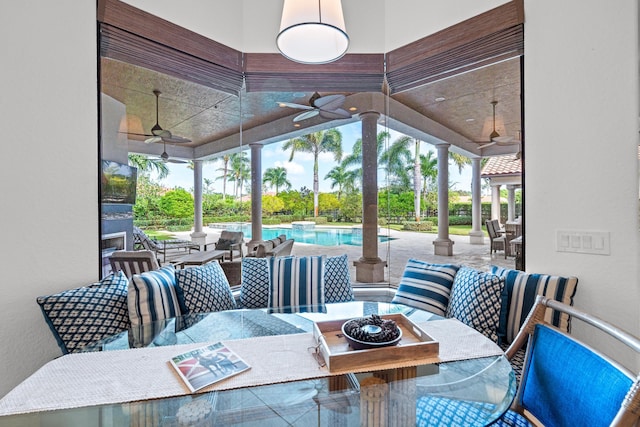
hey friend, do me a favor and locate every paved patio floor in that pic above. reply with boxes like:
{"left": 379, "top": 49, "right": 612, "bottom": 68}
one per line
{"left": 173, "top": 226, "right": 515, "bottom": 285}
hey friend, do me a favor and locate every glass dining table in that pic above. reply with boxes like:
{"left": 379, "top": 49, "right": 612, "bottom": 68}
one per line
{"left": 0, "top": 301, "right": 516, "bottom": 426}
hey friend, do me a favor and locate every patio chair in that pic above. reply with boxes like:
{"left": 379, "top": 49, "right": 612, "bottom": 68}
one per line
{"left": 212, "top": 230, "right": 245, "bottom": 261}
{"left": 493, "top": 295, "right": 640, "bottom": 426}
{"left": 108, "top": 250, "right": 159, "bottom": 279}
{"left": 485, "top": 220, "right": 506, "bottom": 254}
{"left": 133, "top": 227, "right": 200, "bottom": 263}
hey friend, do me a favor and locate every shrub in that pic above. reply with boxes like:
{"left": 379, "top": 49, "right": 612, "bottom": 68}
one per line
{"left": 304, "top": 216, "right": 328, "bottom": 224}
{"left": 402, "top": 221, "right": 434, "bottom": 232}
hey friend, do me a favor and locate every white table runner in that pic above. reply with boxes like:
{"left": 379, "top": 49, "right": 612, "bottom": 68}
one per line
{"left": 0, "top": 319, "right": 503, "bottom": 416}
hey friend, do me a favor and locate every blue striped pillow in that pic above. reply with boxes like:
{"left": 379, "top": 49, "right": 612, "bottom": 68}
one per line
{"left": 268, "top": 255, "right": 326, "bottom": 313}
{"left": 391, "top": 260, "right": 460, "bottom": 316}
{"left": 491, "top": 266, "right": 578, "bottom": 344}
{"left": 128, "top": 265, "right": 182, "bottom": 328}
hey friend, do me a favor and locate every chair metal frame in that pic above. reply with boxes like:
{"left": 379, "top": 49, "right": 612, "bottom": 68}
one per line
{"left": 503, "top": 296, "right": 640, "bottom": 426}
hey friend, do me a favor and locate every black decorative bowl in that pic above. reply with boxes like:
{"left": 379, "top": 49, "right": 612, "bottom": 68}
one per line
{"left": 341, "top": 316, "right": 403, "bottom": 350}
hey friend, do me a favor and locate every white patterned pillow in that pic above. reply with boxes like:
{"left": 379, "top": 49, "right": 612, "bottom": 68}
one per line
{"left": 269, "top": 255, "right": 326, "bottom": 313}
{"left": 240, "top": 257, "right": 270, "bottom": 308}
{"left": 175, "top": 262, "right": 237, "bottom": 314}
{"left": 491, "top": 265, "right": 578, "bottom": 344}
{"left": 324, "top": 254, "right": 354, "bottom": 303}
{"left": 446, "top": 267, "right": 505, "bottom": 342}
{"left": 392, "top": 259, "right": 460, "bottom": 316}
{"left": 36, "top": 271, "right": 130, "bottom": 354}
{"left": 128, "top": 265, "right": 181, "bottom": 327}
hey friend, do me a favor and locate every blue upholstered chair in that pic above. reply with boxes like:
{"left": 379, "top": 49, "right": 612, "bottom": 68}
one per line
{"left": 495, "top": 296, "right": 640, "bottom": 426}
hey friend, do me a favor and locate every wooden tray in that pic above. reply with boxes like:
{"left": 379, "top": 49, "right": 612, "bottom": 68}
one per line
{"left": 312, "top": 313, "right": 439, "bottom": 372}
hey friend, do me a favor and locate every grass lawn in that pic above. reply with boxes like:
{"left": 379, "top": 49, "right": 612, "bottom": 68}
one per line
{"left": 384, "top": 224, "right": 487, "bottom": 236}
{"left": 145, "top": 230, "right": 179, "bottom": 240}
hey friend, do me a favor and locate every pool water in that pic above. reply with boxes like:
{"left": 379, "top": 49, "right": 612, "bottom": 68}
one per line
{"left": 220, "top": 225, "right": 392, "bottom": 247}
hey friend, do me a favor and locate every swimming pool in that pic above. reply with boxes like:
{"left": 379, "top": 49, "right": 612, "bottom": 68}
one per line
{"left": 214, "top": 224, "right": 392, "bottom": 247}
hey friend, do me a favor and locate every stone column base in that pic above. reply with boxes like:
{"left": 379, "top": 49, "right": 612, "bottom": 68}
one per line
{"left": 353, "top": 258, "right": 387, "bottom": 283}
{"left": 190, "top": 231, "right": 207, "bottom": 248}
{"left": 468, "top": 231, "right": 485, "bottom": 245}
{"left": 433, "top": 239, "right": 454, "bottom": 256}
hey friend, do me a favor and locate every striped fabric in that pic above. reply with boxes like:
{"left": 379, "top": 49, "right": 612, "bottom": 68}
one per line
{"left": 268, "top": 255, "right": 326, "bottom": 313}
{"left": 491, "top": 266, "right": 578, "bottom": 344}
{"left": 391, "top": 260, "right": 460, "bottom": 316}
{"left": 128, "top": 265, "right": 182, "bottom": 328}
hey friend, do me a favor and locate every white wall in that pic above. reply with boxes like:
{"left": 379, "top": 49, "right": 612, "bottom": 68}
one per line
{"left": 1, "top": 0, "right": 638, "bottom": 400}
{"left": 524, "top": 0, "right": 640, "bottom": 368}
{"left": 0, "top": 3, "right": 98, "bottom": 396}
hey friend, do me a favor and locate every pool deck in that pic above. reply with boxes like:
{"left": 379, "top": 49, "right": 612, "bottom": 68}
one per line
{"left": 172, "top": 225, "right": 515, "bottom": 285}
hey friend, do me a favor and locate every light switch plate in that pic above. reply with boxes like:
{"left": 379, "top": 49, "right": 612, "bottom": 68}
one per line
{"left": 556, "top": 230, "right": 610, "bottom": 255}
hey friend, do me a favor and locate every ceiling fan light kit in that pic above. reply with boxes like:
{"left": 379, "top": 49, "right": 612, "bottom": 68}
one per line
{"left": 276, "top": 0, "right": 349, "bottom": 64}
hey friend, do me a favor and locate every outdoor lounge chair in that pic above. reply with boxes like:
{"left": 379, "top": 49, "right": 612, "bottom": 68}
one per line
{"left": 212, "top": 230, "right": 245, "bottom": 261}
{"left": 133, "top": 227, "right": 200, "bottom": 263}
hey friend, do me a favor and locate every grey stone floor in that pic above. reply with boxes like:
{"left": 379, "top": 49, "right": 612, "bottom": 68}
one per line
{"left": 173, "top": 226, "right": 515, "bottom": 285}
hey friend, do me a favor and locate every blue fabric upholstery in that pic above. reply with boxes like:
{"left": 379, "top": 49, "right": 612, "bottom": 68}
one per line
{"left": 36, "top": 271, "right": 130, "bottom": 354}
{"left": 446, "top": 267, "right": 505, "bottom": 342}
{"left": 268, "top": 255, "right": 326, "bottom": 313}
{"left": 515, "top": 325, "right": 632, "bottom": 427}
{"left": 491, "top": 266, "right": 578, "bottom": 344}
{"left": 128, "top": 265, "right": 181, "bottom": 327}
{"left": 239, "top": 257, "right": 270, "bottom": 308}
{"left": 392, "top": 260, "right": 460, "bottom": 316}
{"left": 323, "top": 254, "right": 354, "bottom": 303}
{"left": 175, "top": 262, "right": 236, "bottom": 314}
{"left": 416, "top": 395, "right": 498, "bottom": 427}
{"left": 491, "top": 410, "right": 532, "bottom": 426}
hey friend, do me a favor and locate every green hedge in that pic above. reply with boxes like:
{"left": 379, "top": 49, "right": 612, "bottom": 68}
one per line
{"left": 402, "top": 221, "right": 434, "bottom": 231}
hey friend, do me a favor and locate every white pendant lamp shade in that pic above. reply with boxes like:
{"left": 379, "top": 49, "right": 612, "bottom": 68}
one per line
{"left": 277, "top": 0, "right": 349, "bottom": 64}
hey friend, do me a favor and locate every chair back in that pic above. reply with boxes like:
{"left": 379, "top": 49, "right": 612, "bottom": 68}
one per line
{"left": 506, "top": 296, "right": 640, "bottom": 426}
{"left": 133, "top": 227, "right": 160, "bottom": 251}
{"left": 109, "top": 250, "right": 159, "bottom": 279}
{"left": 486, "top": 220, "right": 497, "bottom": 239}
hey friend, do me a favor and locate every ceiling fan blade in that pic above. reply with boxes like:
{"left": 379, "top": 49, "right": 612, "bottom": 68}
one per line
{"left": 478, "top": 141, "right": 497, "bottom": 149}
{"left": 319, "top": 108, "right": 351, "bottom": 120}
{"left": 167, "top": 158, "right": 188, "bottom": 164}
{"left": 277, "top": 101, "right": 314, "bottom": 110}
{"left": 293, "top": 110, "right": 320, "bottom": 122}
{"left": 162, "top": 134, "right": 192, "bottom": 144}
{"left": 145, "top": 136, "right": 162, "bottom": 144}
{"left": 493, "top": 135, "right": 517, "bottom": 145}
{"left": 313, "top": 94, "right": 345, "bottom": 110}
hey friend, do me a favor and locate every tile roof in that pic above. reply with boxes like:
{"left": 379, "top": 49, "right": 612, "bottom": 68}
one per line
{"left": 481, "top": 155, "right": 522, "bottom": 177}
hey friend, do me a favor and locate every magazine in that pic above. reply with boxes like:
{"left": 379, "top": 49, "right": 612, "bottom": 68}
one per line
{"left": 169, "top": 342, "right": 251, "bottom": 392}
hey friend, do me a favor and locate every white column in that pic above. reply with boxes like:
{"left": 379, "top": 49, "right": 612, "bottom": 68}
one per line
{"left": 491, "top": 184, "right": 502, "bottom": 223}
{"left": 433, "top": 144, "right": 454, "bottom": 256}
{"left": 190, "top": 160, "right": 207, "bottom": 247}
{"left": 507, "top": 185, "right": 516, "bottom": 222}
{"left": 249, "top": 143, "right": 263, "bottom": 250}
{"left": 353, "top": 111, "right": 386, "bottom": 283}
{"left": 469, "top": 157, "right": 484, "bottom": 244}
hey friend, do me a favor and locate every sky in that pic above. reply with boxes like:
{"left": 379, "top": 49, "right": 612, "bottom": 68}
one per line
{"left": 152, "top": 122, "right": 474, "bottom": 195}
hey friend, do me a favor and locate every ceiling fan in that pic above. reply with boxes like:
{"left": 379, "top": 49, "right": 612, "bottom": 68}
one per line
{"left": 123, "top": 90, "right": 192, "bottom": 144}
{"left": 155, "top": 139, "right": 187, "bottom": 164}
{"left": 277, "top": 92, "right": 351, "bottom": 122}
{"left": 473, "top": 101, "right": 517, "bottom": 149}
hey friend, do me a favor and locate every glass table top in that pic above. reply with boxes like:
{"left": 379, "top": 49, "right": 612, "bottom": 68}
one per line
{"left": 0, "top": 302, "right": 516, "bottom": 426}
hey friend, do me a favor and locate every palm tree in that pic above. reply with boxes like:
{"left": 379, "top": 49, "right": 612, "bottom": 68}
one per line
{"left": 228, "top": 152, "right": 249, "bottom": 198}
{"left": 420, "top": 150, "right": 438, "bottom": 195}
{"left": 380, "top": 136, "right": 424, "bottom": 221}
{"left": 128, "top": 154, "right": 170, "bottom": 180}
{"left": 341, "top": 131, "right": 390, "bottom": 183}
{"left": 215, "top": 154, "right": 231, "bottom": 200}
{"left": 263, "top": 166, "right": 291, "bottom": 195}
{"left": 324, "top": 162, "right": 358, "bottom": 200}
{"left": 449, "top": 152, "right": 472, "bottom": 174}
{"left": 282, "top": 129, "right": 343, "bottom": 217}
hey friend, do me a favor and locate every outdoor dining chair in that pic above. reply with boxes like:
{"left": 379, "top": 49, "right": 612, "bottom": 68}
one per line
{"left": 494, "top": 295, "right": 640, "bottom": 426}
{"left": 109, "top": 250, "right": 159, "bottom": 279}
{"left": 486, "top": 220, "right": 506, "bottom": 254}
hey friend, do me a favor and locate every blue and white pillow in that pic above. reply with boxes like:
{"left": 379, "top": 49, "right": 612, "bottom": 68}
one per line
{"left": 128, "top": 265, "right": 181, "bottom": 327}
{"left": 446, "top": 267, "right": 505, "bottom": 342}
{"left": 36, "top": 271, "right": 130, "bottom": 354}
{"left": 392, "top": 260, "right": 460, "bottom": 316}
{"left": 269, "top": 255, "right": 326, "bottom": 313}
{"left": 175, "top": 262, "right": 237, "bottom": 314}
{"left": 324, "top": 254, "right": 354, "bottom": 303}
{"left": 240, "top": 257, "right": 270, "bottom": 308}
{"left": 491, "top": 265, "right": 578, "bottom": 344}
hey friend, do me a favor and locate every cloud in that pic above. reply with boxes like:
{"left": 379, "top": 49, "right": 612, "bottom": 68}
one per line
{"left": 275, "top": 160, "right": 305, "bottom": 176}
